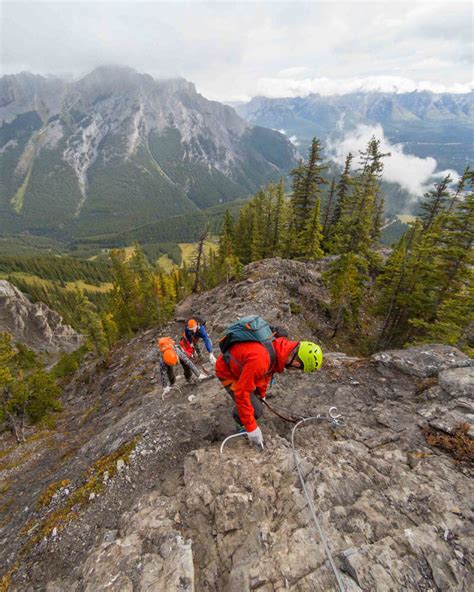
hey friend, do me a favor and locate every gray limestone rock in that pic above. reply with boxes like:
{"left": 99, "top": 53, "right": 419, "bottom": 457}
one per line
{"left": 439, "top": 366, "right": 474, "bottom": 398}
{"left": 0, "top": 280, "right": 82, "bottom": 352}
{"left": 372, "top": 344, "right": 473, "bottom": 378}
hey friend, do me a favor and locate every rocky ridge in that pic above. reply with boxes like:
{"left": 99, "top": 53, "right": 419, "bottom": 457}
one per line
{"left": 0, "top": 259, "right": 473, "bottom": 591}
{"left": 0, "top": 280, "right": 81, "bottom": 352}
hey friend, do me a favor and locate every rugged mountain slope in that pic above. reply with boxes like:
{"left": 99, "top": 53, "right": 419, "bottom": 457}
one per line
{"left": 0, "top": 280, "right": 81, "bottom": 352}
{"left": 0, "top": 67, "right": 296, "bottom": 238}
{"left": 236, "top": 91, "right": 474, "bottom": 174}
{"left": 1, "top": 259, "right": 473, "bottom": 591}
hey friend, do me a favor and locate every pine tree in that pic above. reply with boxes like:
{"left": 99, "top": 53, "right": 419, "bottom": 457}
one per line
{"left": 250, "top": 193, "right": 266, "bottom": 261}
{"left": 289, "top": 138, "right": 327, "bottom": 257}
{"left": 272, "top": 177, "right": 287, "bottom": 256}
{"left": 192, "top": 227, "right": 209, "bottom": 293}
{"left": 373, "top": 223, "right": 421, "bottom": 348}
{"left": 305, "top": 198, "right": 324, "bottom": 260}
{"left": 322, "top": 177, "right": 336, "bottom": 241}
{"left": 78, "top": 294, "right": 108, "bottom": 356}
{"left": 412, "top": 282, "right": 474, "bottom": 356}
{"left": 374, "top": 171, "right": 473, "bottom": 349}
{"left": 371, "top": 194, "right": 385, "bottom": 244}
{"left": 0, "top": 333, "right": 61, "bottom": 442}
{"left": 218, "top": 211, "right": 235, "bottom": 262}
{"left": 329, "top": 153, "right": 353, "bottom": 233}
{"left": 326, "top": 138, "right": 389, "bottom": 338}
{"left": 420, "top": 174, "right": 451, "bottom": 231}
{"left": 101, "top": 312, "right": 119, "bottom": 350}
{"left": 325, "top": 253, "right": 368, "bottom": 336}
{"left": 447, "top": 167, "right": 470, "bottom": 213}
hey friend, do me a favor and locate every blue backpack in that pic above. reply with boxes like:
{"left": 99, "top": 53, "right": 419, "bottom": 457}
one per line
{"left": 219, "top": 315, "right": 276, "bottom": 368}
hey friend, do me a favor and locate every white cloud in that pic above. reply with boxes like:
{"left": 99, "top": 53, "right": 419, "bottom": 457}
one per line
{"left": 328, "top": 124, "right": 460, "bottom": 197}
{"left": 1, "top": 1, "right": 472, "bottom": 102}
{"left": 256, "top": 75, "right": 473, "bottom": 98}
{"left": 276, "top": 128, "right": 301, "bottom": 147}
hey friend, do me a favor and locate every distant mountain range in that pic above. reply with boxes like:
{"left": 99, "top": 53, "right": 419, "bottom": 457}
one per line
{"left": 0, "top": 66, "right": 296, "bottom": 239}
{"left": 236, "top": 91, "right": 474, "bottom": 174}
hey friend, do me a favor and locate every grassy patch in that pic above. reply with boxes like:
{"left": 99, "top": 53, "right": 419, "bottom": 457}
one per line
{"left": 0, "top": 445, "right": 16, "bottom": 460}
{"left": 0, "top": 481, "right": 11, "bottom": 496}
{"left": 289, "top": 301, "right": 302, "bottom": 315}
{"left": 80, "top": 402, "right": 100, "bottom": 425}
{"left": 157, "top": 253, "right": 175, "bottom": 272}
{"left": 65, "top": 279, "right": 113, "bottom": 293}
{"left": 1, "top": 272, "right": 112, "bottom": 294}
{"left": 422, "top": 423, "right": 474, "bottom": 462}
{"left": 397, "top": 214, "right": 418, "bottom": 224}
{"left": 10, "top": 167, "right": 32, "bottom": 213}
{"left": 0, "top": 562, "right": 19, "bottom": 592}
{"left": 35, "top": 479, "right": 71, "bottom": 511}
{"left": 22, "top": 436, "right": 139, "bottom": 555}
{"left": 0, "top": 448, "right": 35, "bottom": 472}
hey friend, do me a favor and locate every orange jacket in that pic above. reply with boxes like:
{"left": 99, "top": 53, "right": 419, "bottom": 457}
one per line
{"left": 215, "top": 337, "right": 298, "bottom": 432}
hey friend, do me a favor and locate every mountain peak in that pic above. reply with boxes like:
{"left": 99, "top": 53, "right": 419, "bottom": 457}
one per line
{"left": 0, "top": 66, "right": 296, "bottom": 238}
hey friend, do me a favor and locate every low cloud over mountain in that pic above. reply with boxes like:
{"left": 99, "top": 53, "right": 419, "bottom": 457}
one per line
{"left": 328, "top": 123, "right": 460, "bottom": 197}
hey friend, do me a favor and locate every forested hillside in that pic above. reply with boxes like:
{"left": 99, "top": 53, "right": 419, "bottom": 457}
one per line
{"left": 206, "top": 138, "right": 473, "bottom": 354}
{"left": 0, "top": 67, "right": 296, "bottom": 239}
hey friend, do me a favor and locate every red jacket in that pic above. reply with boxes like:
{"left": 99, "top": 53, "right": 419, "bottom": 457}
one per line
{"left": 215, "top": 337, "right": 298, "bottom": 432}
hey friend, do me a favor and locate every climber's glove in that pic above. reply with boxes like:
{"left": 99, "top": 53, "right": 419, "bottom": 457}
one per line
{"left": 198, "top": 373, "right": 207, "bottom": 380}
{"left": 209, "top": 352, "right": 217, "bottom": 365}
{"left": 247, "top": 426, "right": 264, "bottom": 449}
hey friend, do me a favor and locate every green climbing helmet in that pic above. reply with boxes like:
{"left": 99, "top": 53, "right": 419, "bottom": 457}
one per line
{"left": 297, "top": 341, "right": 323, "bottom": 373}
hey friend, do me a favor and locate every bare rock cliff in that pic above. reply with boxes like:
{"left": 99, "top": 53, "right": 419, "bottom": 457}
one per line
{"left": 0, "top": 280, "right": 81, "bottom": 352}
{"left": 1, "top": 260, "right": 473, "bottom": 591}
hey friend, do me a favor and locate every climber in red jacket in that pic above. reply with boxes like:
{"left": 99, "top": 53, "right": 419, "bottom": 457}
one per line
{"left": 216, "top": 337, "right": 323, "bottom": 448}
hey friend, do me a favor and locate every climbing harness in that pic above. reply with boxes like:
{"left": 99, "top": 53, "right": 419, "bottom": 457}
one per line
{"left": 219, "top": 405, "right": 347, "bottom": 592}
{"left": 290, "top": 410, "right": 346, "bottom": 592}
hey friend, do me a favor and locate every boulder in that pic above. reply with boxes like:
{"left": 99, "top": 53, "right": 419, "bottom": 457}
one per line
{"left": 439, "top": 366, "right": 474, "bottom": 398}
{"left": 372, "top": 344, "right": 473, "bottom": 378}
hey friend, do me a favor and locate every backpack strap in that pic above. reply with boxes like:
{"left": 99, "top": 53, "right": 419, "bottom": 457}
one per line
{"left": 224, "top": 340, "right": 276, "bottom": 374}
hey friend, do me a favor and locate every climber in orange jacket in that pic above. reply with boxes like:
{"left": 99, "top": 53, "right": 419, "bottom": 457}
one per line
{"left": 216, "top": 337, "right": 323, "bottom": 448}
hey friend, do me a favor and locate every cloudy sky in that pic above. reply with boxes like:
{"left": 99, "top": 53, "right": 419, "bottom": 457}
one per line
{"left": 1, "top": 0, "right": 472, "bottom": 101}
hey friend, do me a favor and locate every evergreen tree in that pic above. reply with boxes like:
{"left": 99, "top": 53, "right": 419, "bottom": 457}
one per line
{"left": 374, "top": 171, "right": 473, "bottom": 350}
{"left": 77, "top": 295, "right": 108, "bottom": 356}
{"left": 0, "top": 333, "right": 61, "bottom": 443}
{"left": 412, "top": 283, "right": 474, "bottom": 356}
{"left": 234, "top": 203, "right": 254, "bottom": 264}
{"left": 419, "top": 174, "right": 451, "bottom": 231}
{"left": 325, "top": 253, "right": 368, "bottom": 336}
{"left": 192, "top": 227, "right": 209, "bottom": 293}
{"left": 371, "top": 194, "right": 385, "bottom": 244}
{"left": 218, "top": 211, "right": 235, "bottom": 262}
{"left": 373, "top": 223, "right": 421, "bottom": 348}
{"left": 272, "top": 177, "right": 287, "bottom": 256}
{"left": 216, "top": 211, "right": 242, "bottom": 282}
{"left": 447, "top": 167, "right": 470, "bottom": 213}
{"left": 306, "top": 199, "right": 324, "bottom": 260}
{"left": 322, "top": 176, "right": 336, "bottom": 241}
{"left": 331, "top": 153, "right": 353, "bottom": 227}
{"left": 326, "top": 138, "right": 389, "bottom": 336}
{"left": 289, "top": 138, "right": 327, "bottom": 257}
